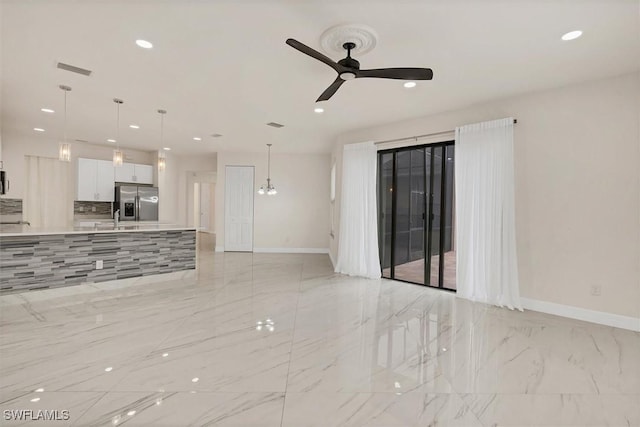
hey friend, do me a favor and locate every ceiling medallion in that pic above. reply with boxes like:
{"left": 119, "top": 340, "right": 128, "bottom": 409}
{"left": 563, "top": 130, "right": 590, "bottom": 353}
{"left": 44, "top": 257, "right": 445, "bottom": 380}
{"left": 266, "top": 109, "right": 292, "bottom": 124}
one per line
{"left": 319, "top": 24, "right": 378, "bottom": 57}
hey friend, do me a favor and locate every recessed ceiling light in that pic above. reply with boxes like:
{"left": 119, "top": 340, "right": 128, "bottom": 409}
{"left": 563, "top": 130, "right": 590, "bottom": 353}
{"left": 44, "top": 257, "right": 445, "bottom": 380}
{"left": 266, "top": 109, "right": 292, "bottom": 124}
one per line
{"left": 135, "top": 39, "right": 153, "bottom": 49}
{"left": 129, "top": 125, "right": 140, "bottom": 129}
{"left": 41, "top": 108, "right": 55, "bottom": 113}
{"left": 561, "top": 30, "right": 582, "bottom": 41}
{"left": 107, "top": 139, "right": 116, "bottom": 143}
{"left": 33, "top": 127, "right": 45, "bottom": 132}
{"left": 163, "top": 147, "right": 171, "bottom": 151}
{"left": 193, "top": 137, "right": 202, "bottom": 141}
{"left": 403, "top": 81, "right": 417, "bottom": 88}
{"left": 314, "top": 107, "right": 324, "bottom": 113}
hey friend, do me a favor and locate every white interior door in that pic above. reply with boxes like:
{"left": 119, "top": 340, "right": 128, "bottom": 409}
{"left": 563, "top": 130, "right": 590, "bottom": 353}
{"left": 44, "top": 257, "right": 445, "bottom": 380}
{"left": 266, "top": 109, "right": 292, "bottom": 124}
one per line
{"left": 224, "top": 166, "right": 254, "bottom": 251}
{"left": 199, "top": 182, "right": 211, "bottom": 231}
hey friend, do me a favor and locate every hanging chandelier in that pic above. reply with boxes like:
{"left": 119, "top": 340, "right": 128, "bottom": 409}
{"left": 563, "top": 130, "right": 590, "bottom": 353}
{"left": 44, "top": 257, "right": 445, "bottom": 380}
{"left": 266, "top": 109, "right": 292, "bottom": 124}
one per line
{"left": 58, "top": 85, "right": 72, "bottom": 162}
{"left": 258, "top": 143, "right": 277, "bottom": 195}
{"left": 112, "top": 98, "right": 124, "bottom": 167}
{"left": 157, "top": 109, "right": 166, "bottom": 172}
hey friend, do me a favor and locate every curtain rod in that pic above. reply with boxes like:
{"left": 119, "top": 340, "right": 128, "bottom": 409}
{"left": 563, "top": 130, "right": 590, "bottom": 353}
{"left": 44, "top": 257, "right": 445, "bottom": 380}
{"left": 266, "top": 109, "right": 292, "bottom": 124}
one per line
{"left": 374, "top": 119, "right": 518, "bottom": 145}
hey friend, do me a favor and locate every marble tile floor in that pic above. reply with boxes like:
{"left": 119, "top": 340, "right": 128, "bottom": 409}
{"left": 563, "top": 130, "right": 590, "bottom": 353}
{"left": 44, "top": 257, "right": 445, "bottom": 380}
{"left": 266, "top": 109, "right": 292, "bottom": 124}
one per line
{"left": 0, "top": 252, "right": 638, "bottom": 426}
{"left": 383, "top": 251, "right": 457, "bottom": 290}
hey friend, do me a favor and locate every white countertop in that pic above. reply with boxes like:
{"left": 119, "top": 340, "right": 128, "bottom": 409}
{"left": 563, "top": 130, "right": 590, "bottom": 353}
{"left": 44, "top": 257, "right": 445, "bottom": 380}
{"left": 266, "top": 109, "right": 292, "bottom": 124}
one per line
{"left": 0, "top": 222, "right": 196, "bottom": 237}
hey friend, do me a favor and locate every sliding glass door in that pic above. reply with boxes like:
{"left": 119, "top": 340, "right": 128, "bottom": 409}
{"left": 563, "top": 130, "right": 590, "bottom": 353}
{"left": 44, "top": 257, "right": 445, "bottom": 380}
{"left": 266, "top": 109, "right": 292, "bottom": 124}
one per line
{"left": 378, "top": 141, "right": 456, "bottom": 290}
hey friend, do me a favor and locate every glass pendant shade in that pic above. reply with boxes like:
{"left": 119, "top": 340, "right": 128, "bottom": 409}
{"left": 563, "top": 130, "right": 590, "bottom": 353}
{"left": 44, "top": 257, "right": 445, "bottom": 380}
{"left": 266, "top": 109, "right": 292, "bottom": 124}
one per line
{"left": 158, "top": 150, "right": 166, "bottom": 172}
{"left": 59, "top": 143, "right": 71, "bottom": 162}
{"left": 157, "top": 110, "right": 167, "bottom": 172}
{"left": 58, "top": 85, "right": 72, "bottom": 162}
{"left": 113, "top": 149, "right": 124, "bottom": 166}
{"left": 113, "top": 98, "right": 124, "bottom": 167}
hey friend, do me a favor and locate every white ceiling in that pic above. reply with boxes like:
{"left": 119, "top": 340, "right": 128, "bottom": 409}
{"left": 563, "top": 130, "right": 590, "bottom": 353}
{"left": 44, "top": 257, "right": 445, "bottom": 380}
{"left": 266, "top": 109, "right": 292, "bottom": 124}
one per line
{"left": 1, "top": 0, "right": 638, "bottom": 155}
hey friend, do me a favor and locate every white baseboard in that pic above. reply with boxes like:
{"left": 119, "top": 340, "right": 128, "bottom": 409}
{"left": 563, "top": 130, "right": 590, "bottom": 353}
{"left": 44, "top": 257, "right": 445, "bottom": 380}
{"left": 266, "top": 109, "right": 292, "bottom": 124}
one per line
{"left": 521, "top": 297, "right": 640, "bottom": 332}
{"left": 253, "top": 247, "right": 329, "bottom": 254}
{"left": 328, "top": 251, "right": 336, "bottom": 269}
{"left": 215, "top": 246, "right": 330, "bottom": 254}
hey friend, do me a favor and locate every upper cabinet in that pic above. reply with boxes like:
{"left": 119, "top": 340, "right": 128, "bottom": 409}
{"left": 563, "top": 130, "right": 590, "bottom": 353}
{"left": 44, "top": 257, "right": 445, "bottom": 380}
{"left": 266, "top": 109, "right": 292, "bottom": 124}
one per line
{"left": 115, "top": 162, "right": 153, "bottom": 184}
{"left": 77, "top": 158, "right": 115, "bottom": 202}
{"left": 134, "top": 164, "right": 153, "bottom": 184}
{"left": 114, "top": 163, "right": 135, "bottom": 183}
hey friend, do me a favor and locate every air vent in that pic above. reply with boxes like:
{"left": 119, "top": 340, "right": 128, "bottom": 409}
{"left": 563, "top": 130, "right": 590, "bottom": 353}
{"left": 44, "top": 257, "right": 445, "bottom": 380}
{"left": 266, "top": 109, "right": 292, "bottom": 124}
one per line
{"left": 57, "top": 62, "right": 92, "bottom": 76}
{"left": 211, "top": 133, "right": 223, "bottom": 138}
{"left": 74, "top": 139, "right": 89, "bottom": 143}
{"left": 266, "top": 122, "right": 284, "bottom": 128}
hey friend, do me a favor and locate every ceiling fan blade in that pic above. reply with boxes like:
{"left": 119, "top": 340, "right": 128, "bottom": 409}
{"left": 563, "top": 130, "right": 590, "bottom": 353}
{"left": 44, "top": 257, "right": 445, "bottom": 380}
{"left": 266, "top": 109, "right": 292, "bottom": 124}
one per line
{"left": 316, "top": 77, "right": 345, "bottom": 102}
{"left": 356, "top": 68, "right": 433, "bottom": 80}
{"left": 286, "top": 38, "right": 345, "bottom": 73}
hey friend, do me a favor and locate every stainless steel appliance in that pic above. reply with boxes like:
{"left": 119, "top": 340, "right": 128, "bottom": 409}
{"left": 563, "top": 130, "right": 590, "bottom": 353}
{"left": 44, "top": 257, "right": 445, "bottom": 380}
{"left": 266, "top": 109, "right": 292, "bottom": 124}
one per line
{"left": 115, "top": 185, "right": 159, "bottom": 221}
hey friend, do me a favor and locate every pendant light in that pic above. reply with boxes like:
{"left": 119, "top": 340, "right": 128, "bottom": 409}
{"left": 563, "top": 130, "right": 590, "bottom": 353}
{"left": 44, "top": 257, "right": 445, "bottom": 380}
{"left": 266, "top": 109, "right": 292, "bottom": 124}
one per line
{"left": 157, "top": 109, "right": 166, "bottom": 172}
{"left": 58, "top": 85, "right": 72, "bottom": 162}
{"left": 113, "top": 98, "right": 124, "bottom": 167}
{"left": 258, "top": 143, "right": 277, "bottom": 195}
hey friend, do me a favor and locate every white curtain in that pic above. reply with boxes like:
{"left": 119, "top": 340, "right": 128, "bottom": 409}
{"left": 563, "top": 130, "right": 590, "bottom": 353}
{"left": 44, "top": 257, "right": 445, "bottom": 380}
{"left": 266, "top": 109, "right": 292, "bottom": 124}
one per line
{"left": 455, "top": 118, "right": 522, "bottom": 310}
{"left": 335, "top": 141, "right": 381, "bottom": 279}
{"left": 24, "top": 156, "right": 73, "bottom": 228}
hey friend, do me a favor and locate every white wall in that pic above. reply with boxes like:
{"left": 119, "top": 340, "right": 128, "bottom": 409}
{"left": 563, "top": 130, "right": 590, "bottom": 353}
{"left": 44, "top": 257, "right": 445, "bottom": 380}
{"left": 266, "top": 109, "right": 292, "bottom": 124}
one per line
{"left": 156, "top": 150, "right": 179, "bottom": 224}
{"left": 0, "top": 130, "right": 153, "bottom": 200}
{"left": 186, "top": 171, "right": 216, "bottom": 228}
{"left": 156, "top": 151, "right": 216, "bottom": 225}
{"left": 189, "top": 172, "right": 216, "bottom": 230}
{"left": 216, "top": 151, "right": 330, "bottom": 251}
{"left": 332, "top": 72, "right": 640, "bottom": 320}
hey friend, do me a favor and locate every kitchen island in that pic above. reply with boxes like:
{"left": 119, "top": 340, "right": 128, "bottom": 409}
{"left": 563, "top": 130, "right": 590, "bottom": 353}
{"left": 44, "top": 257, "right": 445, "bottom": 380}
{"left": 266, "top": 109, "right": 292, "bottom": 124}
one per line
{"left": 0, "top": 223, "right": 196, "bottom": 293}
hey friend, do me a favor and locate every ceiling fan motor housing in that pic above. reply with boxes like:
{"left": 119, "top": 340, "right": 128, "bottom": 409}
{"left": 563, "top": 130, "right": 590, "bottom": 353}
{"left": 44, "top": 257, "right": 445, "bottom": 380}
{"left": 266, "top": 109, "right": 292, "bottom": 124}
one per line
{"left": 338, "top": 56, "right": 360, "bottom": 69}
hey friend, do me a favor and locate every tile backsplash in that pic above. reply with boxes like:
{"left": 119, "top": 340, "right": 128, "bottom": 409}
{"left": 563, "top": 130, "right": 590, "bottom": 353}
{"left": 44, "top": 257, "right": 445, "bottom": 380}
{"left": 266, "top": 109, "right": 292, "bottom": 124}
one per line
{"left": 0, "top": 198, "right": 23, "bottom": 216}
{"left": 74, "top": 201, "right": 112, "bottom": 218}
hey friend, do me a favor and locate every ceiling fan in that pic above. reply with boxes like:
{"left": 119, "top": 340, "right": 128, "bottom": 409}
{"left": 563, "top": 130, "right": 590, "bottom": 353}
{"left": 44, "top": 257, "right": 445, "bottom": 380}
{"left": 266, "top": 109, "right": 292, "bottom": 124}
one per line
{"left": 286, "top": 38, "right": 433, "bottom": 102}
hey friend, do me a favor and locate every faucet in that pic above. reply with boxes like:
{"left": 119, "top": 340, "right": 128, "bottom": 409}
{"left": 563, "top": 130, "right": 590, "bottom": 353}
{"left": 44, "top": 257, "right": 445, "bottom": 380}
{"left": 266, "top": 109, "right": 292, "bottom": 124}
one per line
{"left": 114, "top": 209, "right": 120, "bottom": 228}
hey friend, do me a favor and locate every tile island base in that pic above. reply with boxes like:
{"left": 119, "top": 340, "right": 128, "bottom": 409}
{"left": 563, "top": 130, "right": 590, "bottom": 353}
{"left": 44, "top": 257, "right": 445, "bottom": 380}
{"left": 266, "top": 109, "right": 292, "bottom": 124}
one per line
{"left": 0, "top": 228, "right": 196, "bottom": 294}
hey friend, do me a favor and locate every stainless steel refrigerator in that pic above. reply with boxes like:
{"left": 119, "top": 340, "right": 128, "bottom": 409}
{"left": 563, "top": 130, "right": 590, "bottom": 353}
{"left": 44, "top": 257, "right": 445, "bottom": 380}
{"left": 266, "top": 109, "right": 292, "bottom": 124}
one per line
{"left": 115, "top": 185, "right": 159, "bottom": 221}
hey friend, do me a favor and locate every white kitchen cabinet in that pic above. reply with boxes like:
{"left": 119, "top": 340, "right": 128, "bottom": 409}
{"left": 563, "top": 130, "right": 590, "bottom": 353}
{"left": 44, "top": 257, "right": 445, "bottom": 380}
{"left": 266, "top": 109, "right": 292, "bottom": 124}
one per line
{"left": 114, "top": 163, "right": 135, "bottom": 183}
{"left": 76, "top": 158, "right": 115, "bottom": 202}
{"left": 77, "top": 158, "right": 98, "bottom": 201}
{"left": 114, "top": 162, "right": 154, "bottom": 184}
{"left": 134, "top": 164, "right": 153, "bottom": 184}
{"left": 95, "top": 160, "right": 115, "bottom": 201}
